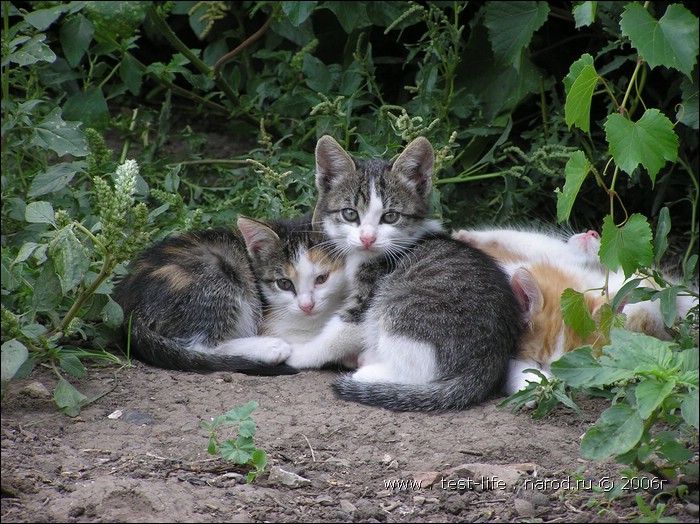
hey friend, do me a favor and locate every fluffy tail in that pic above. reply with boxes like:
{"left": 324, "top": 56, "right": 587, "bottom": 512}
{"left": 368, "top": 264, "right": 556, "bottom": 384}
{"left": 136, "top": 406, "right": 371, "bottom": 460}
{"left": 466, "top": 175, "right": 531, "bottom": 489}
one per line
{"left": 333, "top": 373, "right": 500, "bottom": 412}
{"left": 129, "top": 319, "right": 299, "bottom": 375}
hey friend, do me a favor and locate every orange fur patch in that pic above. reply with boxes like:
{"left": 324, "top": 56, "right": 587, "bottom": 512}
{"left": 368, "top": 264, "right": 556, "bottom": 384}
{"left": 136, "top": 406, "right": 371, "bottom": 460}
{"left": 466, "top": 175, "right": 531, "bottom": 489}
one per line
{"left": 150, "top": 264, "right": 195, "bottom": 291}
{"left": 518, "top": 263, "right": 606, "bottom": 363}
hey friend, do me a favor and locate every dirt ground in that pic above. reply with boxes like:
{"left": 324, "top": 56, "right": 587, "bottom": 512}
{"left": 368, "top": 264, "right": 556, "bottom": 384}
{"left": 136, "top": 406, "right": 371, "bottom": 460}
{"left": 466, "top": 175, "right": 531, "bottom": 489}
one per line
{"left": 2, "top": 361, "right": 699, "bottom": 523}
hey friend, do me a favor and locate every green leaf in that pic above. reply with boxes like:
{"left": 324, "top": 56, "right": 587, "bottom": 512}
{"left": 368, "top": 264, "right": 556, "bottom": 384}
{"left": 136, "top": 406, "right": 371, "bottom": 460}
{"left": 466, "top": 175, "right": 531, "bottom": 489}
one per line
{"left": 32, "top": 109, "right": 89, "bottom": 157}
{"left": 63, "top": 88, "right": 110, "bottom": 131}
{"left": 597, "top": 302, "right": 627, "bottom": 339}
{"left": 681, "top": 389, "right": 699, "bottom": 430}
{"left": 657, "top": 287, "right": 679, "bottom": 328}
{"left": 605, "top": 109, "right": 679, "bottom": 184}
{"left": 54, "top": 377, "right": 88, "bottom": 417}
{"left": 1, "top": 339, "right": 29, "bottom": 389}
{"left": 599, "top": 214, "right": 653, "bottom": 278}
{"left": 60, "top": 14, "right": 94, "bottom": 68}
{"left": 620, "top": 3, "right": 699, "bottom": 78}
{"left": 282, "top": 1, "right": 317, "bottom": 26}
{"left": 556, "top": 150, "right": 591, "bottom": 222}
{"left": 551, "top": 346, "right": 606, "bottom": 387}
{"left": 120, "top": 53, "right": 143, "bottom": 95}
{"left": 321, "top": 1, "right": 371, "bottom": 33}
{"left": 14, "top": 242, "right": 41, "bottom": 264}
{"left": 564, "top": 63, "right": 599, "bottom": 133}
{"left": 32, "top": 260, "right": 63, "bottom": 313}
{"left": 220, "top": 439, "right": 253, "bottom": 464}
{"left": 7, "top": 34, "right": 57, "bottom": 66}
{"left": 603, "top": 329, "right": 676, "bottom": 376}
{"left": 48, "top": 227, "right": 90, "bottom": 294}
{"left": 101, "top": 297, "right": 124, "bottom": 329}
{"left": 25, "top": 201, "right": 55, "bottom": 225}
{"left": 572, "top": 1, "right": 596, "bottom": 28}
{"left": 657, "top": 439, "right": 693, "bottom": 463}
{"left": 60, "top": 354, "right": 87, "bottom": 378}
{"left": 678, "top": 74, "right": 698, "bottom": 130}
{"left": 28, "top": 161, "right": 87, "bottom": 198}
{"left": 24, "top": 4, "right": 72, "bottom": 30}
{"left": 484, "top": 2, "right": 550, "bottom": 71}
{"left": 635, "top": 378, "right": 675, "bottom": 419}
{"left": 560, "top": 288, "right": 596, "bottom": 339}
{"left": 580, "top": 404, "right": 644, "bottom": 460}
{"left": 224, "top": 401, "right": 259, "bottom": 423}
{"left": 653, "top": 207, "right": 671, "bottom": 265}
{"left": 238, "top": 418, "right": 256, "bottom": 438}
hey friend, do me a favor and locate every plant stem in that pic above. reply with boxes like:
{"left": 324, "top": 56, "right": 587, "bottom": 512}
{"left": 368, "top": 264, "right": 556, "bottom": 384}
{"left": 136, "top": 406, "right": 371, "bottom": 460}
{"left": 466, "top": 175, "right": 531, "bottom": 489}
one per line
{"left": 50, "top": 223, "right": 112, "bottom": 338}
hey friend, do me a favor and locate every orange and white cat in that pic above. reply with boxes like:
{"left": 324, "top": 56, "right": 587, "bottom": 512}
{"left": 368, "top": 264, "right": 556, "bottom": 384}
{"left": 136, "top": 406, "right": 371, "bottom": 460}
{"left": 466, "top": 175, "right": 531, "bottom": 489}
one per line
{"left": 452, "top": 226, "right": 698, "bottom": 394}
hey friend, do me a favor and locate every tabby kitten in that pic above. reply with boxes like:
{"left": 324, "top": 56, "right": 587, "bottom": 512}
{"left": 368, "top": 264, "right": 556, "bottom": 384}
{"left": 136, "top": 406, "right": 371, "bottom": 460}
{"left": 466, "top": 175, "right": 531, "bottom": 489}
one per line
{"left": 114, "top": 215, "right": 347, "bottom": 374}
{"left": 284, "top": 136, "right": 524, "bottom": 411}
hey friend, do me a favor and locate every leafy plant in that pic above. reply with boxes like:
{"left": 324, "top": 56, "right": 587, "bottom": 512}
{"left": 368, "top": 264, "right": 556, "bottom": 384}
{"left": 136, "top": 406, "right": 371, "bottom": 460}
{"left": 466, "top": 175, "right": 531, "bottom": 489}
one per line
{"left": 552, "top": 329, "right": 698, "bottom": 478}
{"left": 200, "top": 401, "right": 269, "bottom": 483}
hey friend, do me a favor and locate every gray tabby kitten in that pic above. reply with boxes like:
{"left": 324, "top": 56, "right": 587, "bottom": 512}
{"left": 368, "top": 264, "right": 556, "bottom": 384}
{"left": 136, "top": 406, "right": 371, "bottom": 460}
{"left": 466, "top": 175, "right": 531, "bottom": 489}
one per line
{"left": 115, "top": 215, "right": 347, "bottom": 374}
{"left": 285, "top": 136, "right": 524, "bottom": 410}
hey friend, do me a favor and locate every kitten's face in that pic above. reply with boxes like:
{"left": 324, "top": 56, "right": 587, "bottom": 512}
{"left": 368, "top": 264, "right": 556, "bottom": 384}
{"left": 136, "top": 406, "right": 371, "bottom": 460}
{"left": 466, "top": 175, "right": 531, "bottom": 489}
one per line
{"left": 238, "top": 217, "right": 346, "bottom": 320}
{"left": 259, "top": 245, "right": 346, "bottom": 320}
{"left": 313, "top": 136, "right": 440, "bottom": 261}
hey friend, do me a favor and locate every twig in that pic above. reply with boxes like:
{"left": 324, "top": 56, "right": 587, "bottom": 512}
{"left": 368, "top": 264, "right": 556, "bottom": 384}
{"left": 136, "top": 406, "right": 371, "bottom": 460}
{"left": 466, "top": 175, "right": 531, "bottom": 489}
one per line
{"left": 302, "top": 434, "right": 316, "bottom": 462}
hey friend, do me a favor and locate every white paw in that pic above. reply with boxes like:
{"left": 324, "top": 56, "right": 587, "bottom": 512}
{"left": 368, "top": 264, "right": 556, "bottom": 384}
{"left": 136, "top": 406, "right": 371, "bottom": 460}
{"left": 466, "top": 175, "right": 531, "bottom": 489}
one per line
{"left": 254, "top": 337, "right": 292, "bottom": 365}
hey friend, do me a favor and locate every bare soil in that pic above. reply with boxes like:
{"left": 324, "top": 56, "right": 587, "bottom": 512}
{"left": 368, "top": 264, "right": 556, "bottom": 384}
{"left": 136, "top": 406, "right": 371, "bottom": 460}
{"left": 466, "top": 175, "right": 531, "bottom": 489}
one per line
{"left": 2, "top": 361, "right": 698, "bottom": 523}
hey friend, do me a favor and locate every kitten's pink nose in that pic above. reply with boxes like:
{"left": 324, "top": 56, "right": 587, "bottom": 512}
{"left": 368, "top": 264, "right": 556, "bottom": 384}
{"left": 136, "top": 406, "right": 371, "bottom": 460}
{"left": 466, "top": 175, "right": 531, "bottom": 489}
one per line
{"left": 360, "top": 234, "right": 376, "bottom": 248}
{"left": 587, "top": 230, "right": 599, "bottom": 239}
{"left": 300, "top": 302, "right": 314, "bottom": 313}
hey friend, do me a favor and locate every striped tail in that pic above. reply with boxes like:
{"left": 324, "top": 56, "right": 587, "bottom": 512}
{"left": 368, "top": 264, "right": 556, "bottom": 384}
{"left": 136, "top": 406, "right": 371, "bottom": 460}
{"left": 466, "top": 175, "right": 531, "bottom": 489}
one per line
{"left": 333, "top": 373, "right": 501, "bottom": 412}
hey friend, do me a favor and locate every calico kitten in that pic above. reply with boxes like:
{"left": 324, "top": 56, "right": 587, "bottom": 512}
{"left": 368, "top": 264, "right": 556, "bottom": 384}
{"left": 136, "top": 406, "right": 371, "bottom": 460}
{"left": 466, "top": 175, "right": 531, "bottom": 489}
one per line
{"left": 284, "top": 136, "right": 524, "bottom": 411}
{"left": 114, "top": 215, "right": 347, "bottom": 374}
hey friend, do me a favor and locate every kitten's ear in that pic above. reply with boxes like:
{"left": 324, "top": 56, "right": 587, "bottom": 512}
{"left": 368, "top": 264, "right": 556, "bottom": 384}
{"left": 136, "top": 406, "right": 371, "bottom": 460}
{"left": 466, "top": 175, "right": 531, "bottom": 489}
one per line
{"left": 237, "top": 216, "right": 280, "bottom": 258}
{"left": 511, "top": 268, "right": 544, "bottom": 320}
{"left": 315, "top": 135, "right": 356, "bottom": 193}
{"left": 392, "top": 137, "right": 434, "bottom": 197}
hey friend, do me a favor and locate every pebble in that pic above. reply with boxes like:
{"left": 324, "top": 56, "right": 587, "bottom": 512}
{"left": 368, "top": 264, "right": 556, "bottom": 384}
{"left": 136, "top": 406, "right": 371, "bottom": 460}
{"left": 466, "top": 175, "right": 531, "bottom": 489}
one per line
{"left": 22, "top": 381, "right": 50, "bottom": 399}
{"left": 339, "top": 499, "right": 357, "bottom": 513}
{"left": 685, "top": 502, "right": 699, "bottom": 517}
{"left": 514, "top": 498, "right": 536, "bottom": 518}
{"left": 315, "top": 494, "right": 335, "bottom": 506}
{"left": 266, "top": 466, "right": 311, "bottom": 488}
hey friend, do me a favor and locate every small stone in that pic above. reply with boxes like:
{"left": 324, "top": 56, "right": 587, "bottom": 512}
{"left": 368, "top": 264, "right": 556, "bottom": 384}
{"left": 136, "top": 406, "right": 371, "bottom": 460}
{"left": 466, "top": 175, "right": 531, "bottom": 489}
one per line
{"left": 514, "top": 498, "right": 536, "bottom": 518}
{"left": 22, "top": 381, "right": 50, "bottom": 399}
{"left": 107, "top": 409, "right": 123, "bottom": 420}
{"left": 382, "top": 454, "right": 392, "bottom": 464}
{"left": 685, "top": 502, "right": 699, "bottom": 517}
{"left": 387, "top": 460, "right": 399, "bottom": 470}
{"left": 339, "top": 499, "right": 357, "bottom": 513}
{"left": 413, "top": 495, "right": 426, "bottom": 506}
{"left": 529, "top": 492, "right": 550, "bottom": 508}
{"left": 267, "top": 466, "right": 311, "bottom": 488}
{"left": 315, "top": 494, "right": 335, "bottom": 506}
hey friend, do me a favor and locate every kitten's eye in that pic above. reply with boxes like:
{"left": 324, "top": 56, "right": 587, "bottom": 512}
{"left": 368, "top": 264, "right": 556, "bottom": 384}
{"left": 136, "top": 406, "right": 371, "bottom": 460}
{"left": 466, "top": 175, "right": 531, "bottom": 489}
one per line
{"left": 341, "top": 208, "right": 359, "bottom": 222}
{"left": 315, "top": 273, "right": 328, "bottom": 285}
{"left": 276, "top": 278, "right": 295, "bottom": 292}
{"left": 382, "top": 211, "right": 400, "bottom": 224}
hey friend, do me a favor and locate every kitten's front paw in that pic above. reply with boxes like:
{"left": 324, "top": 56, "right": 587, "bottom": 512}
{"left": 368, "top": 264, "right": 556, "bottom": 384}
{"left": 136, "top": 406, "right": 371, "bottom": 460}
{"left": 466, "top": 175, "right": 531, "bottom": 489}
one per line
{"left": 255, "top": 337, "right": 292, "bottom": 365}
{"left": 285, "top": 342, "right": 325, "bottom": 369}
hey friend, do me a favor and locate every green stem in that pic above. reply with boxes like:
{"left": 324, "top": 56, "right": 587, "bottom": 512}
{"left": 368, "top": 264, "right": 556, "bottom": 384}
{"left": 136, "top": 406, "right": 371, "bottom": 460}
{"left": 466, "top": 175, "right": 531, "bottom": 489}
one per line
{"left": 435, "top": 170, "right": 510, "bottom": 185}
{"left": 145, "top": 2, "right": 239, "bottom": 104}
{"left": 50, "top": 224, "right": 113, "bottom": 338}
{"left": 677, "top": 157, "right": 699, "bottom": 269}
